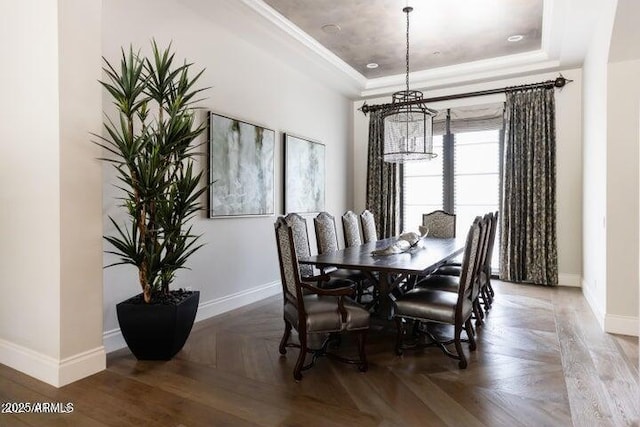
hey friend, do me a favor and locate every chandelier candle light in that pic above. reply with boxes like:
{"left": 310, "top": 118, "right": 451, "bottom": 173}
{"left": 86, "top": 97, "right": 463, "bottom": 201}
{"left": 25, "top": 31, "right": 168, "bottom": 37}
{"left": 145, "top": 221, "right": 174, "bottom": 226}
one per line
{"left": 382, "top": 6, "right": 437, "bottom": 163}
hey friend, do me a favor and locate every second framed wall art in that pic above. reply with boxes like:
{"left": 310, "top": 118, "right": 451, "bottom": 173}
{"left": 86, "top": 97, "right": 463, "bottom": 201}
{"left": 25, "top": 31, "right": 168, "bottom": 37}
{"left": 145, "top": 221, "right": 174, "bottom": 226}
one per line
{"left": 284, "top": 134, "right": 325, "bottom": 214}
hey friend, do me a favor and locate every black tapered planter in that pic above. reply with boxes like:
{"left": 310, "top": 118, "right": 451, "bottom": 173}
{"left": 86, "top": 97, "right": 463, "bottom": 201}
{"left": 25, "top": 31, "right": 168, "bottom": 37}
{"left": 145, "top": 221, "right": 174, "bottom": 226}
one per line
{"left": 116, "top": 290, "right": 199, "bottom": 360}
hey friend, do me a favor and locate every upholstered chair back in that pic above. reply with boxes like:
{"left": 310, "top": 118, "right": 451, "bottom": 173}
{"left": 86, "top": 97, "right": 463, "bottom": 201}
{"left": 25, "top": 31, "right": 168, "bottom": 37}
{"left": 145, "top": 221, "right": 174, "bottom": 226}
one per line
{"left": 422, "top": 210, "right": 456, "bottom": 238}
{"left": 458, "top": 217, "right": 483, "bottom": 305}
{"left": 484, "top": 211, "right": 499, "bottom": 272}
{"left": 284, "top": 213, "right": 313, "bottom": 278}
{"left": 360, "top": 209, "right": 378, "bottom": 243}
{"left": 342, "top": 210, "right": 362, "bottom": 247}
{"left": 314, "top": 212, "right": 339, "bottom": 254}
{"left": 274, "top": 217, "right": 302, "bottom": 305}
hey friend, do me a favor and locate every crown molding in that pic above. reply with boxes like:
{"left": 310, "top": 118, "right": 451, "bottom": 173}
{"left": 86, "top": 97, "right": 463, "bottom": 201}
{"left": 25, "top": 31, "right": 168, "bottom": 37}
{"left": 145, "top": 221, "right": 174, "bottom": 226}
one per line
{"left": 361, "top": 51, "right": 560, "bottom": 98}
{"left": 540, "top": 0, "right": 555, "bottom": 55}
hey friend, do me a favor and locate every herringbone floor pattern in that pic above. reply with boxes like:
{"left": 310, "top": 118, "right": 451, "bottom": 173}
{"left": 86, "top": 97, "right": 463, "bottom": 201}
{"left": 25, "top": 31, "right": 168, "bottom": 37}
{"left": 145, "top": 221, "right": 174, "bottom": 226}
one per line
{"left": 1, "top": 281, "right": 638, "bottom": 426}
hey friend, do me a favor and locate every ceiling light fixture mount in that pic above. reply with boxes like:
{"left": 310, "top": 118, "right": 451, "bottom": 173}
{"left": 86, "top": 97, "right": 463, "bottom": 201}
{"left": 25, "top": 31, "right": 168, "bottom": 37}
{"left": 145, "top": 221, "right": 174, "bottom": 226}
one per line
{"left": 321, "top": 23, "right": 341, "bottom": 34}
{"left": 381, "top": 5, "right": 437, "bottom": 163}
{"left": 366, "top": 62, "right": 379, "bottom": 69}
{"left": 507, "top": 34, "right": 524, "bottom": 42}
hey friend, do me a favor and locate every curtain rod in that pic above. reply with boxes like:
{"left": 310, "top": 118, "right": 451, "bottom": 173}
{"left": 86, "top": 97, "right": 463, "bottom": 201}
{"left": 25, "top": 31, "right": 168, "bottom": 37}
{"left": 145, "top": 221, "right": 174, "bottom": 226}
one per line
{"left": 359, "top": 75, "right": 573, "bottom": 114}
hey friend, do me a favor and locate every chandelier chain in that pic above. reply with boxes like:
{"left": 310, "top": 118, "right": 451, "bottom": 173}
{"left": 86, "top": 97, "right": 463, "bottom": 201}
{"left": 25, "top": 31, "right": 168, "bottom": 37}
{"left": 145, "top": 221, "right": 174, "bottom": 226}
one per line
{"left": 405, "top": 8, "right": 410, "bottom": 92}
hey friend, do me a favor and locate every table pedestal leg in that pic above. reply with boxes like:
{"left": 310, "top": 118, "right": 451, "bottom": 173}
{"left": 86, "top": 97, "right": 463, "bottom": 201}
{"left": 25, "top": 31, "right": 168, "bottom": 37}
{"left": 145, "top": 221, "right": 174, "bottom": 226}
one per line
{"left": 378, "top": 271, "right": 399, "bottom": 319}
{"left": 374, "top": 271, "right": 410, "bottom": 319}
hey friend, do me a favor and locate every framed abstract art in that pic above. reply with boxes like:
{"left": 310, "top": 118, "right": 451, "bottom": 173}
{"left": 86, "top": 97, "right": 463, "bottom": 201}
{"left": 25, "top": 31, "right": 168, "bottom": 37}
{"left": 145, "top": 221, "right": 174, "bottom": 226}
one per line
{"left": 284, "top": 133, "right": 325, "bottom": 213}
{"left": 208, "top": 112, "right": 275, "bottom": 217}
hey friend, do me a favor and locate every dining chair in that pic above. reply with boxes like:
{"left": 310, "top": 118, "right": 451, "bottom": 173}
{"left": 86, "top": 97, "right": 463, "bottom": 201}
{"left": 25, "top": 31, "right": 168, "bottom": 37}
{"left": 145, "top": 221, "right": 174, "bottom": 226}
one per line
{"left": 314, "top": 212, "right": 373, "bottom": 305}
{"left": 274, "top": 217, "right": 369, "bottom": 381}
{"left": 400, "top": 210, "right": 455, "bottom": 294}
{"left": 392, "top": 217, "right": 483, "bottom": 369}
{"left": 417, "top": 214, "right": 492, "bottom": 326}
{"left": 483, "top": 211, "right": 499, "bottom": 299}
{"left": 360, "top": 209, "right": 378, "bottom": 243}
{"left": 475, "top": 212, "right": 496, "bottom": 310}
{"left": 430, "top": 212, "right": 498, "bottom": 309}
{"left": 422, "top": 210, "right": 456, "bottom": 238}
{"left": 342, "top": 210, "right": 362, "bottom": 247}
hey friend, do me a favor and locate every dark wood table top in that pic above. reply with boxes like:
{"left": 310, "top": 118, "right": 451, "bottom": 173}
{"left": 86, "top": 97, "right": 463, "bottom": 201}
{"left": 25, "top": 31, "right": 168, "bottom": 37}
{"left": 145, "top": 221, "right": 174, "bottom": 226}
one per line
{"left": 299, "top": 236, "right": 465, "bottom": 275}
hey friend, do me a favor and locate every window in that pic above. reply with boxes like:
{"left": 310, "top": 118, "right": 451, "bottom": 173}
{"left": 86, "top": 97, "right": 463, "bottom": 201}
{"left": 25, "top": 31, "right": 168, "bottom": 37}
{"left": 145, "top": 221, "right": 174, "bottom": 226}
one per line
{"left": 403, "top": 121, "right": 502, "bottom": 269}
{"left": 403, "top": 135, "right": 444, "bottom": 229}
{"left": 453, "top": 130, "right": 500, "bottom": 236}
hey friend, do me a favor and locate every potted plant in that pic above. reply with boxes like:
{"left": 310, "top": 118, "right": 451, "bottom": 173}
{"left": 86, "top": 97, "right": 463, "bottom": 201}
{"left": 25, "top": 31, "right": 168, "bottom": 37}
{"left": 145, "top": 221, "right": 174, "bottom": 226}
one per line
{"left": 96, "top": 41, "right": 208, "bottom": 360}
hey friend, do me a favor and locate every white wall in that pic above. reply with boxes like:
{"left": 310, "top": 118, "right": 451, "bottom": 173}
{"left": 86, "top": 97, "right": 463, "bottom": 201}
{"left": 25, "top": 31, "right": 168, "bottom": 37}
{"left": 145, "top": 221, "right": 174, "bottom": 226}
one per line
{"left": 58, "top": 0, "right": 105, "bottom": 374}
{"left": 353, "top": 69, "right": 583, "bottom": 284}
{"left": 0, "top": 0, "right": 61, "bottom": 361}
{"left": 101, "top": 0, "right": 352, "bottom": 348}
{"left": 582, "top": 6, "right": 612, "bottom": 322}
{"left": 605, "top": 59, "right": 640, "bottom": 333}
{"left": 583, "top": 0, "right": 620, "bottom": 328}
{"left": 0, "top": 0, "right": 105, "bottom": 386}
{"left": 581, "top": 0, "right": 640, "bottom": 336}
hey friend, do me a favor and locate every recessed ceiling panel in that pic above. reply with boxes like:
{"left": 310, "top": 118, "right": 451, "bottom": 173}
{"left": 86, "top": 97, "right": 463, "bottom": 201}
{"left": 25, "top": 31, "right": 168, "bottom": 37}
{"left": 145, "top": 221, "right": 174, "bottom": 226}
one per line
{"left": 263, "top": 0, "right": 543, "bottom": 78}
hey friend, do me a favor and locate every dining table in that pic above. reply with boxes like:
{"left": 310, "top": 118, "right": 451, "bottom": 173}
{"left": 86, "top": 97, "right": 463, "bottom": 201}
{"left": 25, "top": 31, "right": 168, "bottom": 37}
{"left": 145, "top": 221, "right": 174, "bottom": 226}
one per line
{"left": 299, "top": 236, "right": 465, "bottom": 319}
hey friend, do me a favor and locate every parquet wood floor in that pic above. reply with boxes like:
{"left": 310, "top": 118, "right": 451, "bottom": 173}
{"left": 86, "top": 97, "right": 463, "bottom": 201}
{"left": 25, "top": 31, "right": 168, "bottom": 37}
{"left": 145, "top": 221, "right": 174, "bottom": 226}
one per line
{"left": 1, "top": 281, "right": 638, "bottom": 426}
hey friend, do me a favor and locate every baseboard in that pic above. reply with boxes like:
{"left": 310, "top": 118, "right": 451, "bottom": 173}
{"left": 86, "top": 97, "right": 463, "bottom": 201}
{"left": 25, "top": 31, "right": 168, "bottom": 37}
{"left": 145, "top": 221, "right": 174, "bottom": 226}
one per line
{"left": 580, "top": 279, "right": 639, "bottom": 336}
{"left": 103, "top": 328, "right": 127, "bottom": 355}
{"left": 58, "top": 347, "right": 106, "bottom": 387}
{"left": 582, "top": 278, "right": 606, "bottom": 331}
{"left": 195, "top": 280, "right": 280, "bottom": 322}
{"left": 103, "top": 281, "right": 281, "bottom": 354}
{"left": 0, "top": 339, "right": 105, "bottom": 387}
{"left": 558, "top": 273, "right": 581, "bottom": 287}
{"left": 604, "top": 314, "right": 639, "bottom": 337}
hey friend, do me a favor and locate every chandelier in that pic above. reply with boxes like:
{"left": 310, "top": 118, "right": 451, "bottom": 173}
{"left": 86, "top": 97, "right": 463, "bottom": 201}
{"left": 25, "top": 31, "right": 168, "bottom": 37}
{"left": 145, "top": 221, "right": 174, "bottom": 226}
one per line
{"left": 382, "top": 6, "right": 437, "bottom": 163}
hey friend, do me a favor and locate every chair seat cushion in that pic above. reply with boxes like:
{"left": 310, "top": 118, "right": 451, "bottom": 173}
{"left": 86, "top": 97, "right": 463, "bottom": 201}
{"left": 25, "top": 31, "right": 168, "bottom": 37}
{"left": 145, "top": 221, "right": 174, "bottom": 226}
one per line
{"left": 318, "top": 277, "right": 356, "bottom": 290}
{"left": 434, "top": 264, "right": 461, "bottom": 276}
{"left": 329, "top": 268, "right": 368, "bottom": 282}
{"left": 393, "top": 288, "right": 472, "bottom": 324}
{"left": 284, "top": 295, "right": 370, "bottom": 334}
{"left": 415, "top": 274, "right": 460, "bottom": 293}
{"left": 445, "top": 256, "right": 462, "bottom": 266}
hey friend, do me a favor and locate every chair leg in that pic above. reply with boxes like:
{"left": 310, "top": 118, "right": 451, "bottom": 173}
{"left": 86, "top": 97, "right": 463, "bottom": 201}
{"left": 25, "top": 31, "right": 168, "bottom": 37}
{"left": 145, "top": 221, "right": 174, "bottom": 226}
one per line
{"left": 481, "top": 286, "right": 492, "bottom": 309}
{"left": 467, "top": 317, "right": 476, "bottom": 337}
{"left": 328, "top": 332, "right": 342, "bottom": 349}
{"left": 477, "top": 299, "right": 485, "bottom": 319}
{"left": 294, "top": 329, "right": 308, "bottom": 381}
{"left": 356, "top": 280, "right": 364, "bottom": 304}
{"left": 356, "top": 331, "right": 368, "bottom": 372}
{"left": 480, "top": 288, "right": 491, "bottom": 311}
{"left": 279, "top": 320, "right": 292, "bottom": 355}
{"left": 486, "top": 273, "right": 495, "bottom": 298}
{"left": 473, "top": 300, "right": 484, "bottom": 327}
{"left": 454, "top": 323, "right": 467, "bottom": 369}
{"left": 465, "top": 318, "right": 476, "bottom": 351}
{"left": 394, "top": 317, "right": 405, "bottom": 356}
{"left": 411, "top": 319, "right": 421, "bottom": 337}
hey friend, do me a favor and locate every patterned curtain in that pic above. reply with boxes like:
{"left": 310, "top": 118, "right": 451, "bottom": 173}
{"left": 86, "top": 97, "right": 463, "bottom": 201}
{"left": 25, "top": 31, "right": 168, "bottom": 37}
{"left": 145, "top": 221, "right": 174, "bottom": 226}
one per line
{"left": 500, "top": 87, "right": 558, "bottom": 286}
{"left": 366, "top": 110, "right": 400, "bottom": 238}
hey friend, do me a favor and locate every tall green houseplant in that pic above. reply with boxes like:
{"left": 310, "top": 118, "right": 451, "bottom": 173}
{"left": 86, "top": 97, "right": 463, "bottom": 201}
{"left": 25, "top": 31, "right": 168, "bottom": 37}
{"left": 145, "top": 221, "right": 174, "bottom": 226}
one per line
{"left": 97, "top": 42, "right": 208, "bottom": 304}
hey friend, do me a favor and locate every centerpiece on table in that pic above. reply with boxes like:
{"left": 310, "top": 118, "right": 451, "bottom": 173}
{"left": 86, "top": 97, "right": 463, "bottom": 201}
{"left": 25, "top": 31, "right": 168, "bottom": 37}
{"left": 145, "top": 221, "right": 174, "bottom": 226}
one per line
{"left": 371, "top": 227, "right": 429, "bottom": 256}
